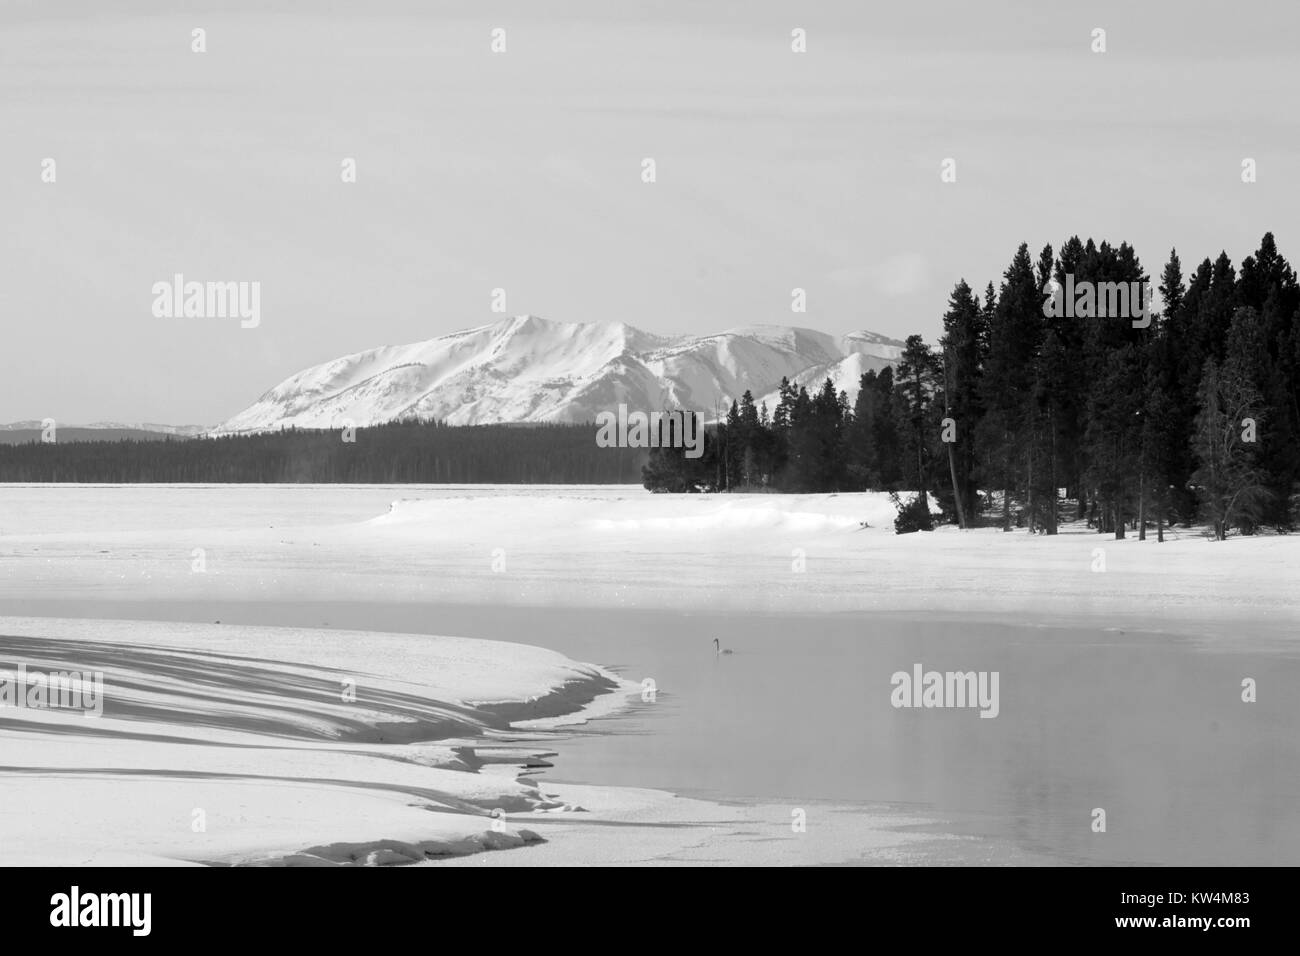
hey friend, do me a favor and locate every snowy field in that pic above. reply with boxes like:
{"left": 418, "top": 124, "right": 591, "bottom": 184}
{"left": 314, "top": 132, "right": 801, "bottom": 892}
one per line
{"left": 0, "top": 483, "right": 1295, "bottom": 638}
{"left": 1, "top": 484, "right": 1297, "bottom": 865}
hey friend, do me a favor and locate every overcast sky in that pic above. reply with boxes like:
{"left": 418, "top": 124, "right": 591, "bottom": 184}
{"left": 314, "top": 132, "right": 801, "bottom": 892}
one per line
{"left": 3, "top": 0, "right": 1297, "bottom": 424}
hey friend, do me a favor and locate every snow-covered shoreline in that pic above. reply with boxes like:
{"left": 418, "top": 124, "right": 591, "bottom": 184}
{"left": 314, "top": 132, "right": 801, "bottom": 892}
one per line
{"left": 0, "top": 617, "right": 640, "bottom": 866}
{"left": 1, "top": 613, "right": 947, "bottom": 866}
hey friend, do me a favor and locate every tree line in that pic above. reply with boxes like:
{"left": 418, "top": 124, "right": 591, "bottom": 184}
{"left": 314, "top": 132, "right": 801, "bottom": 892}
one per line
{"left": 0, "top": 420, "right": 647, "bottom": 484}
{"left": 644, "top": 232, "right": 1299, "bottom": 540}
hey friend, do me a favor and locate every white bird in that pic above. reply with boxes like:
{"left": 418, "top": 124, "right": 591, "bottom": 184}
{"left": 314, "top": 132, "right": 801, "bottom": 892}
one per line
{"left": 713, "top": 638, "right": 733, "bottom": 656}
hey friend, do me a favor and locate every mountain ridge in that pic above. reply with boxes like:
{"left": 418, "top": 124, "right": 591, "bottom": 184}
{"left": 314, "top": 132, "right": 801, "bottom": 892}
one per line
{"left": 213, "top": 316, "right": 905, "bottom": 434}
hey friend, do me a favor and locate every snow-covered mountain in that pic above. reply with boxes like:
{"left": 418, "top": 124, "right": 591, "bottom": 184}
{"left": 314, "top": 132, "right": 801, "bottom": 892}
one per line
{"left": 213, "top": 316, "right": 904, "bottom": 434}
{"left": 0, "top": 421, "right": 209, "bottom": 436}
{"left": 87, "top": 422, "right": 210, "bottom": 436}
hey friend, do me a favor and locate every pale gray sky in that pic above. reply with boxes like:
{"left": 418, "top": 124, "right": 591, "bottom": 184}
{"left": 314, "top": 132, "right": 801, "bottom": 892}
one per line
{"left": 3, "top": 0, "right": 1297, "bottom": 423}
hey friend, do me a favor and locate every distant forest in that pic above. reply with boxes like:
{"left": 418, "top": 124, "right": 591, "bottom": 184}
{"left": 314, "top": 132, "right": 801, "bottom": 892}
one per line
{"left": 0, "top": 421, "right": 647, "bottom": 484}
{"left": 645, "top": 233, "right": 1300, "bottom": 540}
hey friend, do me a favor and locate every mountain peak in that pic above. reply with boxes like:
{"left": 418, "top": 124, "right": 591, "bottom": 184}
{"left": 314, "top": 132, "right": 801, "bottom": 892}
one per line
{"left": 505, "top": 313, "right": 548, "bottom": 332}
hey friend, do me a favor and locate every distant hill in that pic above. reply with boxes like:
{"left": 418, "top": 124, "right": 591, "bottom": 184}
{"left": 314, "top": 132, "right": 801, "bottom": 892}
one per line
{"left": 0, "top": 425, "right": 202, "bottom": 445}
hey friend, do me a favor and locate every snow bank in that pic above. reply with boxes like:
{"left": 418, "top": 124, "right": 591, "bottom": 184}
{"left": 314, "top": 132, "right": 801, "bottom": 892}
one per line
{"left": 0, "top": 617, "right": 635, "bottom": 866}
{"left": 374, "top": 490, "right": 900, "bottom": 537}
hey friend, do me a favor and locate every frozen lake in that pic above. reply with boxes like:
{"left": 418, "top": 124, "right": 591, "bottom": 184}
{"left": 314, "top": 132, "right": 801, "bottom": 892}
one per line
{"left": 0, "top": 483, "right": 642, "bottom": 535}
{"left": 3, "top": 484, "right": 1298, "bottom": 865}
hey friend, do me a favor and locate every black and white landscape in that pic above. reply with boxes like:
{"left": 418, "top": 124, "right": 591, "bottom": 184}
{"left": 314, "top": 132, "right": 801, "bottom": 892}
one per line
{"left": 2, "top": 0, "right": 1298, "bottom": 879}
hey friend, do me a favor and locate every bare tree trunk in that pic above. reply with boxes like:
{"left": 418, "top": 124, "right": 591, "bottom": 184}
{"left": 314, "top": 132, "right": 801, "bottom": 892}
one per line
{"left": 1002, "top": 436, "right": 1012, "bottom": 532}
{"left": 1114, "top": 441, "right": 1126, "bottom": 538}
{"left": 1138, "top": 471, "right": 1146, "bottom": 540}
{"left": 1047, "top": 410, "right": 1058, "bottom": 535}
{"left": 966, "top": 442, "right": 977, "bottom": 522}
{"left": 947, "top": 439, "right": 966, "bottom": 529}
{"left": 1026, "top": 448, "right": 1035, "bottom": 534}
{"left": 942, "top": 351, "right": 966, "bottom": 530}
{"left": 917, "top": 443, "right": 925, "bottom": 502}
